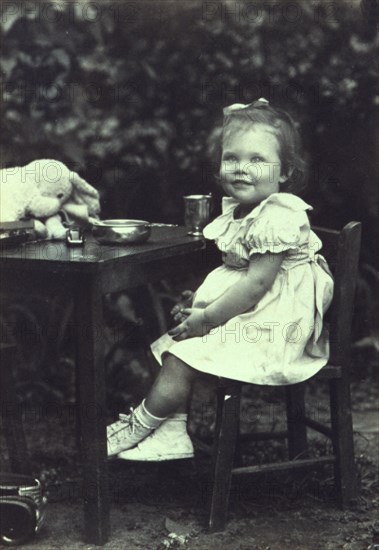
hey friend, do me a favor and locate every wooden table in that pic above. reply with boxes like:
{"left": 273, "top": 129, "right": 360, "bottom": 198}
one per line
{"left": 0, "top": 226, "right": 206, "bottom": 545}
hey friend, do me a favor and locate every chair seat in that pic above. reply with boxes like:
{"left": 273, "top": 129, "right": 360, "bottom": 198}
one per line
{"left": 218, "top": 364, "right": 342, "bottom": 392}
{"left": 219, "top": 363, "right": 342, "bottom": 388}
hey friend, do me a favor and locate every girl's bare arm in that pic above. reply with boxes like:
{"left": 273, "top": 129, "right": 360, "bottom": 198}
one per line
{"left": 203, "top": 252, "right": 285, "bottom": 327}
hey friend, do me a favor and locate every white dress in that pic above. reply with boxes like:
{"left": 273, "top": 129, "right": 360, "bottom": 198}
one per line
{"left": 151, "top": 192, "right": 334, "bottom": 385}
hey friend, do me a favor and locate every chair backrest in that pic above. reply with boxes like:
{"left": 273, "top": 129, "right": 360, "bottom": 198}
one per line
{"left": 312, "top": 222, "right": 362, "bottom": 367}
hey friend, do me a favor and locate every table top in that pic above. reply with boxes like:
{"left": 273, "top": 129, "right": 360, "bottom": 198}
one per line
{"left": 0, "top": 226, "right": 206, "bottom": 273}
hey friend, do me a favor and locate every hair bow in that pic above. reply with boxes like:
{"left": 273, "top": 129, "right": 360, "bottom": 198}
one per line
{"left": 223, "top": 97, "right": 269, "bottom": 116}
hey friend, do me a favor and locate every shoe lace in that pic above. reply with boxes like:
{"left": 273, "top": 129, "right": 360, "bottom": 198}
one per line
{"left": 118, "top": 410, "right": 138, "bottom": 434}
{"left": 108, "top": 408, "right": 138, "bottom": 441}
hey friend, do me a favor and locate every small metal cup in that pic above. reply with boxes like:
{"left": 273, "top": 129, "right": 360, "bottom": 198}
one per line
{"left": 183, "top": 195, "right": 212, "bottom": 236}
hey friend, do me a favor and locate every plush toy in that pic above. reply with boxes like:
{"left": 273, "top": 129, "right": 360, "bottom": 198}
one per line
{"left": 0, "top": 159, "right": 100, "bottom": 239}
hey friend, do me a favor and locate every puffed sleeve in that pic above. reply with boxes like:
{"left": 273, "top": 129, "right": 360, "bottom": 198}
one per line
{"left": 244, "top": 203, "right": 308, "bottom": 256}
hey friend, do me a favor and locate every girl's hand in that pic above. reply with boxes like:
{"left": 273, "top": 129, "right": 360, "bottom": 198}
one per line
{"left": 170, "top": 290, "right": 194, "bottom": 324}
{"left": 168, "top": 308, "right": 209, "bottom": 341}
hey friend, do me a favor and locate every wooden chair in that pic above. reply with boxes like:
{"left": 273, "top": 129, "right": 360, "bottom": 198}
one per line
{"left": 0, "top": 342, "right": 32, "bottom": 475}
{"left": 207, "top": 221, "right": 362, "bottom": 532}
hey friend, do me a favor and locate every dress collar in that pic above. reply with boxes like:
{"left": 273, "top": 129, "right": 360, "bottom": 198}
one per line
{"left": 222, "top": 192, "right": 312, "bottom": 221}
{"left": 203, "top": 193, "right": 312, "bottom": 241}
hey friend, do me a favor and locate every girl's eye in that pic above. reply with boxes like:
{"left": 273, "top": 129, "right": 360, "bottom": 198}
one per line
{"left": 222, "top": 155, "right": 237, "bottom": 162}
{"left": 251, "top": 156, "right": 264, "bottom": 163}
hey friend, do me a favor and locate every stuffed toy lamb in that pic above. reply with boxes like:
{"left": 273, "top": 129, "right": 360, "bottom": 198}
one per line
{"left": 0, "top": 159, "right": 100, "bottom": 239}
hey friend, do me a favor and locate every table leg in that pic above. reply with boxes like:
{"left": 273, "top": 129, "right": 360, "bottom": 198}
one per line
{"left": 74, "top": 274, "right": 110, "bottom": 545}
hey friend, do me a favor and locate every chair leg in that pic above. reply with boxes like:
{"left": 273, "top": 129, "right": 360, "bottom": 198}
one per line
{"left": 329, "top": 377, "right": 357, "bottom": 506}
{"left": 285, "top": 383, "right": 308, "bottom": 459}
{"left": 0, "top": 344, "right": 32, "bottom": 475}
{"left": 208, "top": 381, "right": 241, "bottom": 532}
{"left": 233, "top": 429, "right": 243, "bottom": 468}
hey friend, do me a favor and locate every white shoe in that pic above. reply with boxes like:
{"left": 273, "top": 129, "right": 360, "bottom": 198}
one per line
{"left": 107, "top": 409, "right": 153, "bottom": 457}
{"left": 117, "top": 415, "right": 194, "bottom": 461}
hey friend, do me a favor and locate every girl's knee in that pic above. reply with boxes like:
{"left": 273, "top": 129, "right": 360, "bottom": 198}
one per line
{"left": 162, "top": 353, "right": 197, "bottom": 381}
{"left": 162, "top": 352, "right": 183, "bottom": 368}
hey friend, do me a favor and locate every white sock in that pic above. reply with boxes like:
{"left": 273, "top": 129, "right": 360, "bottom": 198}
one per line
{"left": 135, "top": 399, "right": 167, "bottom": 429}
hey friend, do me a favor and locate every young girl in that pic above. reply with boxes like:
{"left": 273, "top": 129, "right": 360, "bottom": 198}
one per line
{"left": 107, "top": 98, "right": 334, "bottom": 461}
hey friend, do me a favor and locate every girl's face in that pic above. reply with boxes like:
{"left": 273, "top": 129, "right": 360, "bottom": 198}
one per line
{"left": 220, "top": 123, "right": 287, "bottom": 209}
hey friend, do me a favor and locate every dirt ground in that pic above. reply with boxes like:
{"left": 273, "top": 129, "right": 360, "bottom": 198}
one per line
{"left": 1, "top": 377, "right": 378, "bottom": 550}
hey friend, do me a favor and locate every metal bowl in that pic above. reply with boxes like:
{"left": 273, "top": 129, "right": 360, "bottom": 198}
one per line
{"left": 91, "top": 219, "right": 151, "bottom": 245}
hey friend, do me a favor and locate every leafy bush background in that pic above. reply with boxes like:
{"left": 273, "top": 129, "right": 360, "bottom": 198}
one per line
{"left": 1, "top": 0, "right": 378, "bottom": 406}
{"left": 1, "top": 0, "right": 377, "bottom": 248}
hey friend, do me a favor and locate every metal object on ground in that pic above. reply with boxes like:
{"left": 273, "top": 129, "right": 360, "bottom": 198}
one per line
{"left": 0, "top": 473, "right": 47, "bottom": 546}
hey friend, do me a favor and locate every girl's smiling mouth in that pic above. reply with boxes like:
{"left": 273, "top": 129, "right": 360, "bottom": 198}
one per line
{"left": 232, "top": 179, "right": 254, "bottom": 186}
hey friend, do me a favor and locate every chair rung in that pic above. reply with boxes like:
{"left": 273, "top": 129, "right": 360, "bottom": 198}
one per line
{"left": 314, "top": 365, "right": 342, "bottom": 379}
{"left": 304, "top": 417, "right": 333, "bottom": 438}
{"left": 240, "top": 431, "right": 288, "bottom": 442}
{"left": 231, "top": 456, "right": 335, "bottom": 476}
{"left": 193, "top": 430, "right": 289, "bottom": 455}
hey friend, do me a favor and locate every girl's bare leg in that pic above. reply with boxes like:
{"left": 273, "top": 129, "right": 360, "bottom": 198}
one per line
{"left": 144, "top": 353, "right": 197, "bottom": 417}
